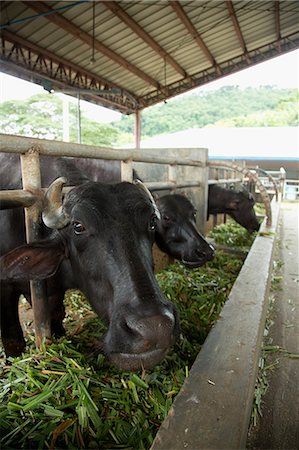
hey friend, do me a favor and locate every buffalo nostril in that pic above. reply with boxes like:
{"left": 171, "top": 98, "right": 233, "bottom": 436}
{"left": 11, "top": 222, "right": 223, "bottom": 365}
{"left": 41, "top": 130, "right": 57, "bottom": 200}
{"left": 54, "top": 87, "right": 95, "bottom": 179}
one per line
{"left": 124, "top": 316, "right": 146, "bottom": 338}
{"left": 124, "top": 312, "right": 175, "bottom": 348}
{"left": 196, "top": 248, "right": 214, "bottom": 259}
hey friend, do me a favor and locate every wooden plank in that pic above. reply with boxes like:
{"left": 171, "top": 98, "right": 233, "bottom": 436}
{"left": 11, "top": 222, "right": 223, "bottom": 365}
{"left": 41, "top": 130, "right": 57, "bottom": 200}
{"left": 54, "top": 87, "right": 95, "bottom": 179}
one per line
{"left": 151, "top": 198, "right": 280, "bottom": 450}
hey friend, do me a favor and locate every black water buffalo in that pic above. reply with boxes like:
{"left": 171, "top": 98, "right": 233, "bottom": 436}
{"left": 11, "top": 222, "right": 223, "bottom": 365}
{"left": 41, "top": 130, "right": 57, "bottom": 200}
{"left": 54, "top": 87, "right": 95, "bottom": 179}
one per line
{"left": 0, "top": 171, "right": 179, "bottom": 370}
{"left": 0, "top": 154, "right": 214, "bottom": 268}
{"left": 132, "top": 170, "right": 214, "bottom": 267}
{"left": 208, "top": 184, "right": 260, "bottom": 233}
{"left": 155, "top": 194, "right": 214, "bottom": 267}
{"left": 56, "top": 163, "right": 215, "bottom": 267}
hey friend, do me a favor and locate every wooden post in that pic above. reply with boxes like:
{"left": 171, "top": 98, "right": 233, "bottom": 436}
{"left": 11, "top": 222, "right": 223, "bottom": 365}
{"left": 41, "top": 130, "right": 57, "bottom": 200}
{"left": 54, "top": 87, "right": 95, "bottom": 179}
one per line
{"left": 20, "top": 148, "right": 51, "bottom": 349}
{"left": 177, "top": 148, "right": 208, "bottom": 235}
{"left": 120, "top": 159, "right": 133, "bottom": 182}
{"left": 167, "top": 164, "right": 177, "bottom": 192}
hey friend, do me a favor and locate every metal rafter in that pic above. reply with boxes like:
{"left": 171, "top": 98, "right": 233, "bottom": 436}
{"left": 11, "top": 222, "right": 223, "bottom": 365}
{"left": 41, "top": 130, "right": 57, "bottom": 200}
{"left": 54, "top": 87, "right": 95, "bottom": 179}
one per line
{"left": 1, "top": 29, "right": 140, "bottom": 112}
{"left": 103, "top": 1, "right": 188, "bottom": 79}
{"left": 226, "top": 0, "right": 250, "bottom": 64}
{"left": 140, "top": 34, "right": 299, "bottom": 107}
{"left": 22, "top": 1, "right": 165, "bottom": 92}
{"left": 1, "top": 1, "right": 298, "bottom": 115}
{"left": 170, "top": 0, "right": 221, "bottom": 75}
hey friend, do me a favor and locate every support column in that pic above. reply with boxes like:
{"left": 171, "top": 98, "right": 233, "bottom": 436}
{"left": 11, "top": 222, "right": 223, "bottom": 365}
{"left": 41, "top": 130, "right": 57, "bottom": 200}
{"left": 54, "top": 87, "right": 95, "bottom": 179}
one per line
{"left": 134, "top": 110, "right": 141, "bottom": 149}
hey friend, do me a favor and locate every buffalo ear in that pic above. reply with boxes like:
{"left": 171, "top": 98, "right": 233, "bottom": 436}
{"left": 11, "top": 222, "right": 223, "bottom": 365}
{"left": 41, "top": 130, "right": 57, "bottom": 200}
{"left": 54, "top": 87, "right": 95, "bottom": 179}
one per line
{"left": 0, "top": 242, "right": 67, "bottom": 281}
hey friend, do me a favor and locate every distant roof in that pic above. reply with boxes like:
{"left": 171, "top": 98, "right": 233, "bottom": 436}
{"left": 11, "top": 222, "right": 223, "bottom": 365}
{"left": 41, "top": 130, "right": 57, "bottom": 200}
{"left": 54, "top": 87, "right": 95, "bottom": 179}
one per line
{"left": 138, "top": 127, "right": 299, "bottom": 161}
{"left": 1, "top": 1, "right": 298, "bottom": 114}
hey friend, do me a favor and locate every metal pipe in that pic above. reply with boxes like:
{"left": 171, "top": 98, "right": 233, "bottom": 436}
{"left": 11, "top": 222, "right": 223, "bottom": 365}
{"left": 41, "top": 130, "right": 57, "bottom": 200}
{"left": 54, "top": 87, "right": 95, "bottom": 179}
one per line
{"left": 62, "top": 96, "right": 70, "bottom": 142}
{"left": 248, "top": 167, "right": 279, "bottom": 201}
{"left": 0, "top": 134, "right": 203, "bottom": 167}
{"left": 0, "top": 189, "right": 37, "bottom": 209}
{"left": 147, "top": 181, "right": 201, "bottom": 191}
{"left": 20, "top": 150, "right": 51, "bottom": 350}
{"left": 0, "top": 186, "right": 78, "bottom": 210}
{"left": 208, "top": 178, "right": 242, "bottom": 185}
{"left": 134, "top": 110, "right": 141, "bottom": 149}
{"left": 77, "top": 93, "right": 81, "bottom": 144}
{"left": 0, "top": 180, "right": 203, "bottom": 209}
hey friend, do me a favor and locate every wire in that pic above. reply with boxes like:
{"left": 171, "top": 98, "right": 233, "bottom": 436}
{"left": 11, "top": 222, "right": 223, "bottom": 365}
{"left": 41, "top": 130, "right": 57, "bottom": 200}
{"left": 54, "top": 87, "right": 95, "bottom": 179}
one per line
{"left": 0, "top": 1, "right": 88, "bottom": 30}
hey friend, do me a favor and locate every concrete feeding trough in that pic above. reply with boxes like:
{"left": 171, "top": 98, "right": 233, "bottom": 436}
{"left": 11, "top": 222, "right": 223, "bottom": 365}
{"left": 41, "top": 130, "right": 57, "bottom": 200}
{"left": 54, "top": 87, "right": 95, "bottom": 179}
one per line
{"left": 151, "top": 198, "right": 280, "bottom": 450}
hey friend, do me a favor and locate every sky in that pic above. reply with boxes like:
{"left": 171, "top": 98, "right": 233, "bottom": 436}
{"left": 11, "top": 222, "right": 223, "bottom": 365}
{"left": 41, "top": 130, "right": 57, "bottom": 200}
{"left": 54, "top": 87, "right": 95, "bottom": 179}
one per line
{"left": 0, "top": 49, "right": 298, "bottom": 123}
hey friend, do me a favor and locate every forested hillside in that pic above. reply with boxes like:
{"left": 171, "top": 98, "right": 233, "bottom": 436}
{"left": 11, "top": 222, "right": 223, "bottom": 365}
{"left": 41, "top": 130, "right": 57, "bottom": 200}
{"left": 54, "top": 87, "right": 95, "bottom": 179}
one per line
{"left": 112, "top": 86, "right": 298, "bottom": 138}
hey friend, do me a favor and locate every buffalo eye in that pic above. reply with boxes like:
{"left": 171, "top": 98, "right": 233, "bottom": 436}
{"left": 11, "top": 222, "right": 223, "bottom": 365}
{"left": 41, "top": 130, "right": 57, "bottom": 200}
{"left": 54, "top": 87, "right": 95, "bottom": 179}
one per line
{"left": 72, "top": 221, "right": 86, "bottom": 235}
{"left": 149, "top": 214, "right": 158, "bottom": 231}
{"left": 162, "top": 214, "right": 170, "bottom": 222}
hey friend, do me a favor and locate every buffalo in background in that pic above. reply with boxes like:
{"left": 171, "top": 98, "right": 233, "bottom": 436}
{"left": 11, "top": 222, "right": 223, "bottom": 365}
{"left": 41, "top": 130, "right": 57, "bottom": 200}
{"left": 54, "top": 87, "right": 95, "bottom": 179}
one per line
{"left": 208, "top": 184, "right": 260, "bottom": 234}
{"left": 132, "top": 169, "right": 214, "bottom": 267}
{"left": 155, "top": 194, "right": 214, "bottom": 267}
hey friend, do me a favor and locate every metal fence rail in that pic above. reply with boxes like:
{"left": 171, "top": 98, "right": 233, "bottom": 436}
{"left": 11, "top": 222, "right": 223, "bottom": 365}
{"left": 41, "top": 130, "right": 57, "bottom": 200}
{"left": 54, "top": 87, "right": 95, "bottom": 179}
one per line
{"left": 208, "top": 178, "right": 242, "bottom": 185}
{"left": 1, "top": 134, "right": 203, "bottom": 166}
{"left": 0, "top": 133, "right": 208, "bottom": 350}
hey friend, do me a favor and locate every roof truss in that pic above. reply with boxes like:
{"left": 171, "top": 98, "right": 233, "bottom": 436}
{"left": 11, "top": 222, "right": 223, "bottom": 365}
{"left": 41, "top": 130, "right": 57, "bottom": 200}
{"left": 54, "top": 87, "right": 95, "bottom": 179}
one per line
{"left": 0, "top": 0, "right": 298, "bottom": 114}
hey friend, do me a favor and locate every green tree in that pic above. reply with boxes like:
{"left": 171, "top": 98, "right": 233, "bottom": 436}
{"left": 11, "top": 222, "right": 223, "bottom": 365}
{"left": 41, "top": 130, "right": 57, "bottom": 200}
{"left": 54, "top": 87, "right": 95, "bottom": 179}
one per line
{"left": 0, "top": 94, "right": 62, "bottom": 139}
{"left": 0, "top": 94, "right": 120, "bottom": 147}
{"left": 1, "top": 87, "right": 297, "bottom": 147}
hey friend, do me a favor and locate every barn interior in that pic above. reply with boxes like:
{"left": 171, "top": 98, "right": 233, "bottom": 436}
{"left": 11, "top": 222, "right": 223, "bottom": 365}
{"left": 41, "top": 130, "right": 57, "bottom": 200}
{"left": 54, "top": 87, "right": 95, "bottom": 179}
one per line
{"left": 0, "top": 1, "right": 299, "bottom": 449}
{"left": 1, "top": 1, "right": 298, "bottom": 115}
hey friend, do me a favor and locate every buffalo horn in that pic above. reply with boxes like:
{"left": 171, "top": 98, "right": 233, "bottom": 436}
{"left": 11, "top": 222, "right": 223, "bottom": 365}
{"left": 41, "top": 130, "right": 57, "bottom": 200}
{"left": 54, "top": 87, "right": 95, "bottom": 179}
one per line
{"left": 42, "top": 177, "right": 70, "bottom": 229}
{"left": 134, "top": 179, "right": 161, "bottom": 219}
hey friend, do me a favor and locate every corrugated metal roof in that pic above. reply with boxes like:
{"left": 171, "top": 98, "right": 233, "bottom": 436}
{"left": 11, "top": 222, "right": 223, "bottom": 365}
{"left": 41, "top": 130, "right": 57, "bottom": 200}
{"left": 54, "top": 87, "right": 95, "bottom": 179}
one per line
{"left": 1, "top": 0, "right": 298, "bottom": 114}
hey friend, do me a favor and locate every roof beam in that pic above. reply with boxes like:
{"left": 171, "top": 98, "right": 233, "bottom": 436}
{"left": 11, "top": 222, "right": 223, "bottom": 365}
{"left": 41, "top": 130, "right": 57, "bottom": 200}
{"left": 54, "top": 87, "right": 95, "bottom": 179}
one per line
{"left": 274, "top": 1, "right": 281, "bottom": 51}
{"left": 22, "top": 1, "right": 163, "bottom": 91}
{"left": 2, "top": 29, "right": 120, "bottom": 92}
{"left": 226, "top": 1, "right": 250, "bottom": 63}
{"left": 103, "top": 1, "right": 188, "bottom": 79}
{"left": 1, "top": 29, "right": 139, "bottom": 113}
{"left": 141, "top": 33, "right": 299, "bottom": 108}
{"left": 170, "top": 1, "right": 221, "bottom": 75}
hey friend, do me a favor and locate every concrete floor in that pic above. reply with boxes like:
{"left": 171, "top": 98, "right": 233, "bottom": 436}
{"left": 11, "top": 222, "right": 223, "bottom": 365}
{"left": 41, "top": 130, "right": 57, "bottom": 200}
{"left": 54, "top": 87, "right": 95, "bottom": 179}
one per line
{"left": 247, "top": 201, "right": 299, "bottom": 450}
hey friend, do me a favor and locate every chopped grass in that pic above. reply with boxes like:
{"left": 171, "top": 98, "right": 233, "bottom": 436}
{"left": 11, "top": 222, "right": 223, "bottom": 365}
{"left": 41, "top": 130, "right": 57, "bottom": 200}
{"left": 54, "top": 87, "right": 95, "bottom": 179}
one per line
{"left": 248, "top": 251, "right": 285, "bottom": 430}
{"left": 0, "top": 249, "right": 244, "bottom": 449}
{"left": 208, "top": 218, "right": 257, "bottom": 250}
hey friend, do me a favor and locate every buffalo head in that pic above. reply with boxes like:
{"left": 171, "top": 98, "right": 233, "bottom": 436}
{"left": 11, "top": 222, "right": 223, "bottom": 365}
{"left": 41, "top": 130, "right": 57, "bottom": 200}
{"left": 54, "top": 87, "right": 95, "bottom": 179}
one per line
{"left": 208, "top": 185, "right": 260, "bottom": 234}
{"left": 155, "top": 194, "right": 214, "bottom": 268}
{"left": 225, "top": 190, "right": 260, "bottom": 234}
{"left": 0, "top": 178, "right": 179, "bottom": 371}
